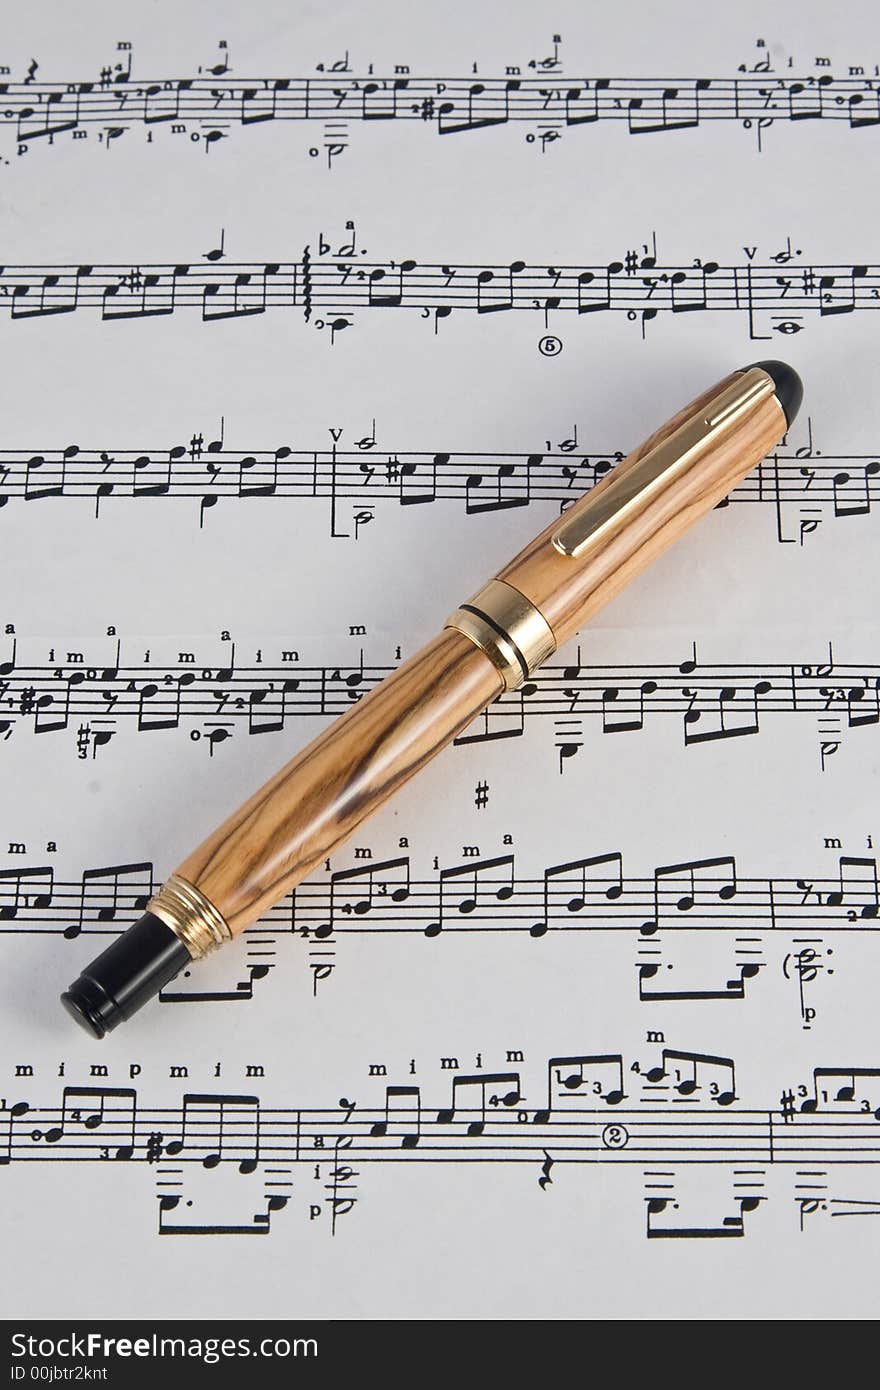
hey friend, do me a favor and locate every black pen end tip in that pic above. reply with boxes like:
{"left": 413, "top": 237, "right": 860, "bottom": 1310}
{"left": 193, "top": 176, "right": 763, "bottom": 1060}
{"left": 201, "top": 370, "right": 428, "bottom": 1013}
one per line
{"left": 60, "top": 982, "right": 108, "bottom": 1039}
{"left": 745, "top": 359, "right": 804, "bottom": 429}
{"left": 60, "top": 911, "right": 191, "bottom": 1038}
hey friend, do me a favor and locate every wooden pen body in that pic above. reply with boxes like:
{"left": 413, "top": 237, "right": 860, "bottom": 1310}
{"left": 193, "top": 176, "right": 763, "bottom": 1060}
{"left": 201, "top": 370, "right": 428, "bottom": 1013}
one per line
{"left": 497, "top": 374, "right": 786, "bottom": 648}
{"left": 67, "top": 364, "right": 799, "bottom": 1035}
{"left": 172, "top": 370, "right": 787, "bottom": 943}
{"left": 175, "top": 631, "right": 502, "bottom": 935}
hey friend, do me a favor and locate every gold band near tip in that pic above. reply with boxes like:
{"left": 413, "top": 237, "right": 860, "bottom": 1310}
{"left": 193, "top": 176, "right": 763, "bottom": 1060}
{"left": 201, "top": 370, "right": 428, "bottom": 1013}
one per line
{"left": 444, "top": 579, "right": 556, "bottom": 691}
{"left": 148, "top": 873, "right": 233, "bottom": 961}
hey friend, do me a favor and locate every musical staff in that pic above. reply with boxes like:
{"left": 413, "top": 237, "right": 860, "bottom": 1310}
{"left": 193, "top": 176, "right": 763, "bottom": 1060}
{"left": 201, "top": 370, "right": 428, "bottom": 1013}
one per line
{"left": 3, "top": 1047, "right": 880, "bottom": 1239}
{"left": 0, "top": 636, "right": 875, "bottom": 763}
{"left": 0, "top": 422, "right": 876, "bottom": 545}
{"left": 0, "top": 240, "right": 877, "bottom": 340}
{"left": 4, "top": 65, "right": 880, "bottom": 163}
{"left": 3, "top": 845, "right": 876, "bottom": 943}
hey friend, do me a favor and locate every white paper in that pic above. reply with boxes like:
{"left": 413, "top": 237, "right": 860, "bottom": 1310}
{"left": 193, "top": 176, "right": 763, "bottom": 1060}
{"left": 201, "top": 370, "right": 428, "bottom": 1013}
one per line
{"left": 1, "top": 0, "right": 878, "bottom": 1319}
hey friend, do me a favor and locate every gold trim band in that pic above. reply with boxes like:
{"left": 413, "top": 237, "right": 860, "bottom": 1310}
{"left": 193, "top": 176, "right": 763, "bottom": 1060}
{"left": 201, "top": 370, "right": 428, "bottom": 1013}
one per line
{"left": 444, "top": 579, "right": 556, "bottom": 691}
{"left": 148, "top": 873, "right": 233, "bottom": 960}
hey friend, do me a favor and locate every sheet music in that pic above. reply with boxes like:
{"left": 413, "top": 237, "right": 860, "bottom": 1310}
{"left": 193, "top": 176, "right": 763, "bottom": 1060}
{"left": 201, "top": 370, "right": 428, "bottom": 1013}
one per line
{"left": 2, "top": 0, "right": 879, "bottom": 1319}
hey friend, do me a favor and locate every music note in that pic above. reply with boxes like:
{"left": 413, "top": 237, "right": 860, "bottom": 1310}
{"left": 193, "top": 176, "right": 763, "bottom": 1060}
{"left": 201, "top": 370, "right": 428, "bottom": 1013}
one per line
{"left": 65, "top": 861, "right": 153, "bottom": 939}
{"left": 369, "top": 1085, "right": 422, "bottom": 1148}
{"left": 539, "top": 1054, "right": 626, "bottom": 1121}
{"left": 627, "top": 82, "right": 704, "bottom": 135}
{"left": 827, "top": 855, "right": 879, "bottom": 920}
{"left": 425, "top": 854, "right": 514, "bottom": 936}
{"left": 644, "top": 1049, "right": 737, "bottom": 1105}
{"left": 0, "top": 1101, "right": 30, "bottom": 1166}
{"left": 647, "top": 1195, "right": 761, "bottom": 1239}
{"left": 682, "top": 680, "right": 770, "bottom": 743}
{"left": 800, "top": 1067, "right": 880, "bottom": 1117}
{"left": 328, "top": 856, "right": 411, "bottom": 933}
{"left": 0, "top": 865, "right": 53, "bottom": 920}
{"left": 436, "top": 1073, "right": 522, "bottom": 1136}
{"left": 165, "top": 1094, "right": 261, "bottom": 1173}
{"left": 60, "top": 1086, "right": 137, "bottom": 1160}
{"left": 533, "top": 852, "right": 623, "bottom": 937}
{"left": 247, "top": 678, "right": 300, "bottom": 735}
{"left": 641, "top": 855, "right": 737, "bottom": 935}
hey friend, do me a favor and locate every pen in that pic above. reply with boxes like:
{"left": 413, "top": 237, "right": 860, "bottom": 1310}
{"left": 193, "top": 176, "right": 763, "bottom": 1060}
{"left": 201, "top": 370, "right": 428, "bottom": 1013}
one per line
{"left": 61, "top": 360, "right": 803, "bottom": 1036}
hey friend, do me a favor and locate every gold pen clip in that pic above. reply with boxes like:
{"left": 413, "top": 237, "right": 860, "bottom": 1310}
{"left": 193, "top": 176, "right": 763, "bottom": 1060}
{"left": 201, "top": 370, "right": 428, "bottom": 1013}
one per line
{"left": 551, "top": 367, "right": 776, "bottom": 559}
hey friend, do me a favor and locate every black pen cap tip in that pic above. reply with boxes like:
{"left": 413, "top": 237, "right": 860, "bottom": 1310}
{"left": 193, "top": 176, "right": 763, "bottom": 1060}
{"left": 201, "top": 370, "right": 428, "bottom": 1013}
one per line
{"left": 60, "top": 911, "right": 191, "bottom": 1038}
{"left": 61, "top": 980, "right": 110, "bottom": 1039}
{"left": 744, "top": 360, "right": 804, "bottom": 430}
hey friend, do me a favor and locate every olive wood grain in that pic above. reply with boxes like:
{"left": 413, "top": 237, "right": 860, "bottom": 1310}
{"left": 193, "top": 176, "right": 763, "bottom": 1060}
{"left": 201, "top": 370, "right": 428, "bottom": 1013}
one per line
{"left": 176, "top": 630, "right": 502, "bottom": 934}
{"left": 497, "top": 372, "right": 786, "bottom": 647}
{"left": 175, "top": 369, "right": 788, "bottom": 941}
